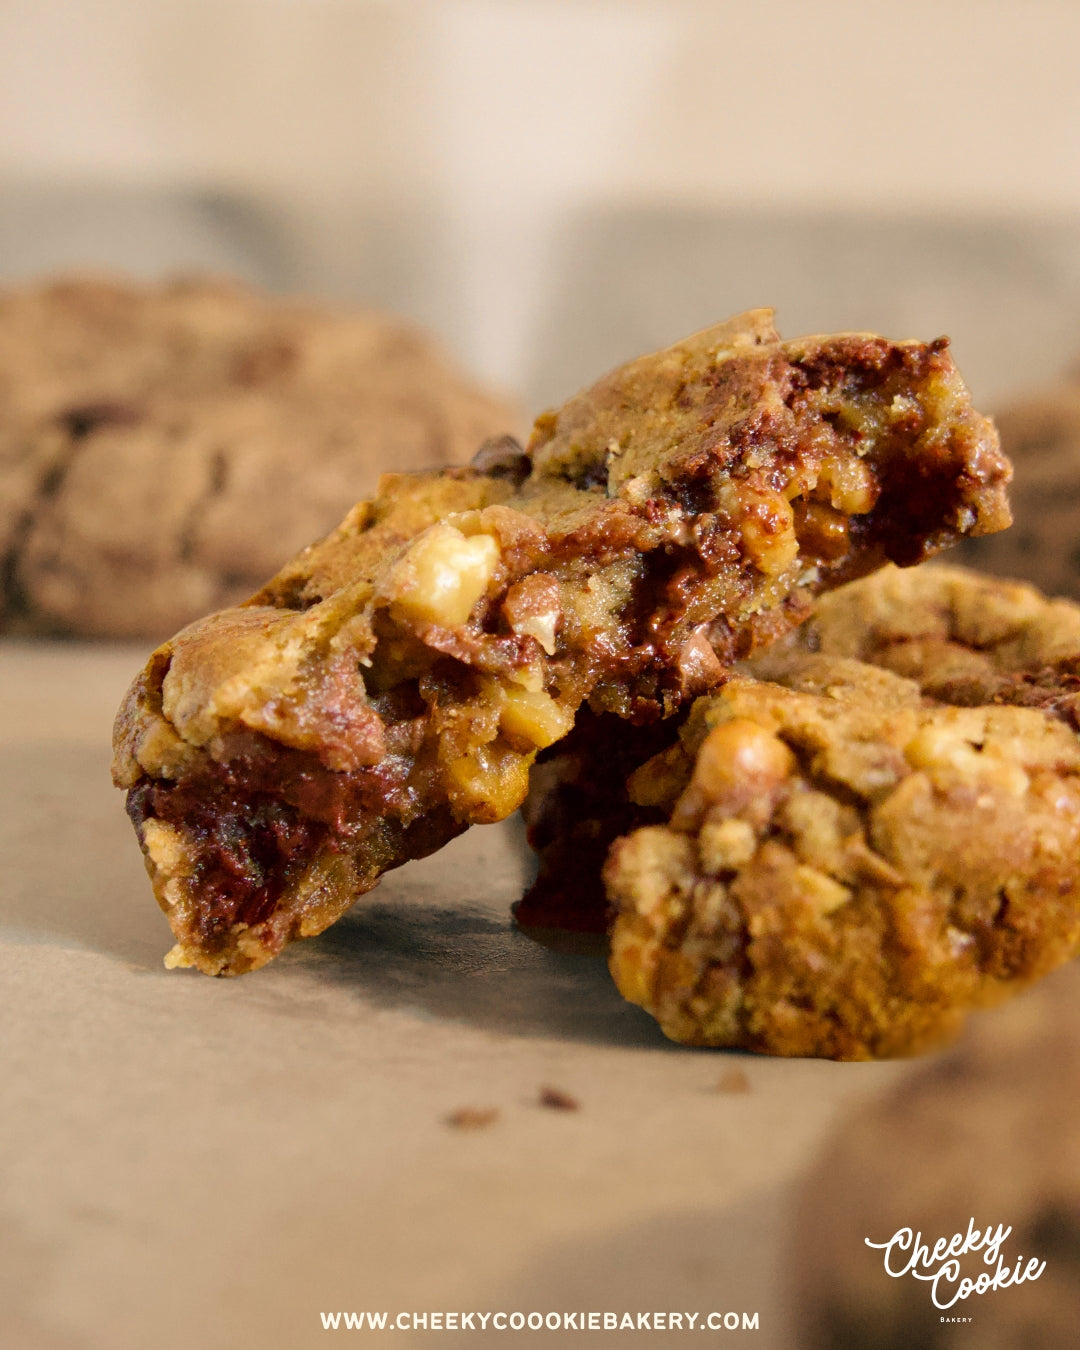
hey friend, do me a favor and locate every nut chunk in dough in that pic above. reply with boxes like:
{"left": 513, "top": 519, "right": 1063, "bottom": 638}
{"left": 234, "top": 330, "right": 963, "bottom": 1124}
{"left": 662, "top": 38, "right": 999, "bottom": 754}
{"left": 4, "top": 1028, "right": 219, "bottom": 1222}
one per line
{"left": 112, "top": 310, "right": 1010, "bottom": 976}
{"left": 607, "top": 654, "right": 1080, "bottom": 1059}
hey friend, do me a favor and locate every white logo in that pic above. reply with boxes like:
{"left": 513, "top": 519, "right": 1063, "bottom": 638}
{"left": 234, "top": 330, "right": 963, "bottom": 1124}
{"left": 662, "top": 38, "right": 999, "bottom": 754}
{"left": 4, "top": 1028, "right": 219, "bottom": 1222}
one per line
{"left": 864, "top": 1219, "right": 1046, "bottom": 1311}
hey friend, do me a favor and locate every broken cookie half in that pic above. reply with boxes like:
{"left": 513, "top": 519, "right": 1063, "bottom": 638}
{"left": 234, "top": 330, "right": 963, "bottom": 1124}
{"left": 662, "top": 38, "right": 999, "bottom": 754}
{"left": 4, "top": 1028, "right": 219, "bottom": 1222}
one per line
{"left": 113, "top": 311, "right": 1009, "bottom": 975}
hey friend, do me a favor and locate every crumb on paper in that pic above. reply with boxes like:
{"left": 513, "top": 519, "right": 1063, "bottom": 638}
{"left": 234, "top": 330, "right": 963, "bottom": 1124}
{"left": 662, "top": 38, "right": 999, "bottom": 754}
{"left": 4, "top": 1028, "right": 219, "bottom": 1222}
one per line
{"left": 714, "top": 1068, "right": 751, "bottom": 1094}
{"left": 538, "top": 1085, "right": 580, "bottom": 1111}
{"left": 445, "top": 1107, "right": 500, "bottom": 1130}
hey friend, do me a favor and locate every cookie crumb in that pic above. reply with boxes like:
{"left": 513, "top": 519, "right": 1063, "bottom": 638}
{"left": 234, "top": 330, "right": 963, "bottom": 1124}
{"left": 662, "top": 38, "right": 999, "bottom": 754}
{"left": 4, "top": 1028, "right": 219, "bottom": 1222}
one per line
{"left": 445, "top": 1107, "right": 500, "bottom": 1130}
{"left": 714, "top": 1068, "right": 751, "bottom": 1094}
{"left": 538, "top": 1086, "right": 580, "bottom": 1111}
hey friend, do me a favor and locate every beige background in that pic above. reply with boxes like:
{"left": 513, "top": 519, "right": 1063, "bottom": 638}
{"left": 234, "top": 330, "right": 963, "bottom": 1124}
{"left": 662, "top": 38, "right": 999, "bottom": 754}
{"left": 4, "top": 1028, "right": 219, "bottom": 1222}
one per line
{"left": 2, "top": 0, "right": 1080, "bottom": 400}
{"left": 3, "top": 1, "right": 1078, "bottom": 209}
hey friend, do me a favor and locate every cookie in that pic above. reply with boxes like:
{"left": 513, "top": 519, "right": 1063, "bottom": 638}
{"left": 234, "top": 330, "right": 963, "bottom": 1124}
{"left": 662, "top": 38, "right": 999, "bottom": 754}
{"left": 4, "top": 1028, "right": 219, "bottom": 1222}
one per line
{"left": 521, "top": 567, "right": 1080, "bottom": 1055}
{"left": 0, "top": 274, "right": 520, "bottom": 637}
{"left": 762, "top": 561, "right": 1080, "bottom": 723}
{"left": 112, "top": 310, "right": 1009, "bottom": 976}
{"left": 957, "top": 385, "right": 1080, "bottom": 601}
{"left": 793, "top": 960, "right": 1080, "bottom": 1346}
{"left": 605, "top": 650, "right": 1080, "bottom": 1058}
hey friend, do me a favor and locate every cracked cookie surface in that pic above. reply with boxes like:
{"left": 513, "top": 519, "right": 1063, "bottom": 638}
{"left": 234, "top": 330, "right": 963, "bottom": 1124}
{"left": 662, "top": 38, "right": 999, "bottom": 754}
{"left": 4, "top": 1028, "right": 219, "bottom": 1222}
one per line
{"left": 761, "top": 562, "right": 1080, "bottom": 722}
{"left": 112, "top": 311, "right": 1010, "bottom": 975}
{"left": 0, "top": 274, "right": 518, "bottom": 637}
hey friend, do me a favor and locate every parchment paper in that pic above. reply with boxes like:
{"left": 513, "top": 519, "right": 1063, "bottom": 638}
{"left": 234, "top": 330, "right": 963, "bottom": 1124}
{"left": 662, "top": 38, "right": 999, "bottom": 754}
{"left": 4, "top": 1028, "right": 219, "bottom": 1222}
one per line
{"left": 0, "top": 641, "right": 909, "bottom": 1349}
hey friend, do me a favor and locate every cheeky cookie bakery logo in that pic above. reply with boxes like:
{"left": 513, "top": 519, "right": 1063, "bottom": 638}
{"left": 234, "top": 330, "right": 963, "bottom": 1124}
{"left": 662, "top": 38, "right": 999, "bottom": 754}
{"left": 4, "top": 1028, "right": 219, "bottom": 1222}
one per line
{"left": 865, "top": 1219, "right": 1046, "bottom": 1310}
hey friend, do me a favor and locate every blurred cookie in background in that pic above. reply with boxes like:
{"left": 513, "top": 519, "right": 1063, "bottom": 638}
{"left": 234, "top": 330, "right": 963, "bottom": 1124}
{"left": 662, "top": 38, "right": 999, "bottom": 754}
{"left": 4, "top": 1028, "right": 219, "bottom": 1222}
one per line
{"left": 958, "top": 384, "right": 1080, "bottom": 601}
{"left": 791, "top": 961, "right": 1080, "bottom": 1349}
{"left": 0, "top": 274, "right": 521, "bottom": 638}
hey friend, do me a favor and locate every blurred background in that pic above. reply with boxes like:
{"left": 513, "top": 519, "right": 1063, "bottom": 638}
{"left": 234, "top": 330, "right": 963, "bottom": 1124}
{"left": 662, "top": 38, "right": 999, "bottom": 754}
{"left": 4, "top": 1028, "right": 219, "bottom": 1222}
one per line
{"left": 3, "top": 0, "right": 1080, "bottom": 411}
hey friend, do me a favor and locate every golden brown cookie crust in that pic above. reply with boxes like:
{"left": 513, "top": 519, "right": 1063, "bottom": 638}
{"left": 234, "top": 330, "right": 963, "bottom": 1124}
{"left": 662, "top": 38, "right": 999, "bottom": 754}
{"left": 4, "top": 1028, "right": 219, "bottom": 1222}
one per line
{"left": 760, "top": 562, "right": 1080, "bottom": 723}
{"left": 0, "top": 274, "right": 519, "bottom": 637}
{"left": 607, "top": 651, "right": 1080, "bottom": 1059}
{"left": 113, "top": 312, "right": 1010, "bottom": 976}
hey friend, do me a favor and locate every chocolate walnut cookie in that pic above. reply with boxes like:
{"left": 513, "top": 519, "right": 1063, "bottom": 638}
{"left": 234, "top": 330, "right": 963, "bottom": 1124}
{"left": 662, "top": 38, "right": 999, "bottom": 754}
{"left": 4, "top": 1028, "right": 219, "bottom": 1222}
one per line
{"left": 0, "top": 274, "right": 518, "bottom": 637}
{"left": 113, "top": 311, "right": 1010, "bottom": 976}
{"left": 605, "top": 649, "right": 1080, "bottom": 1058}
